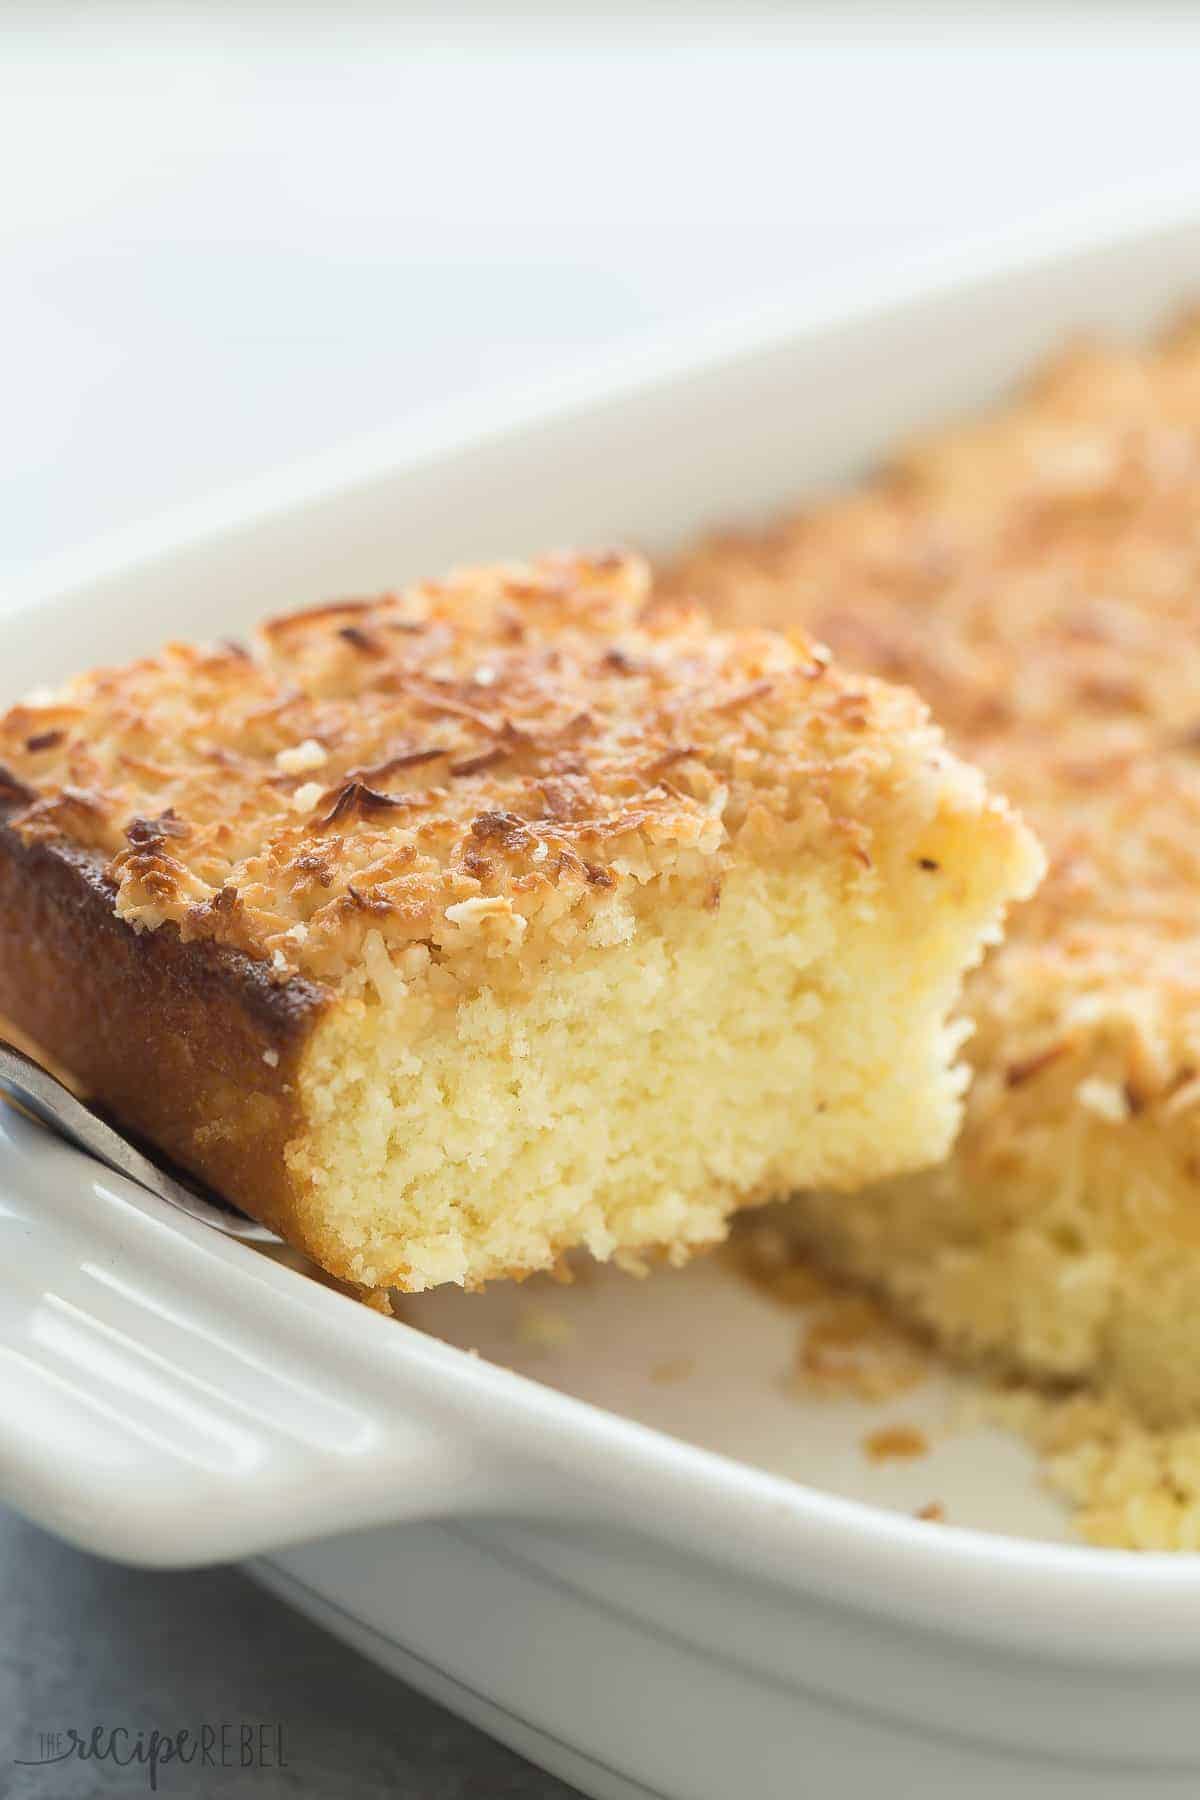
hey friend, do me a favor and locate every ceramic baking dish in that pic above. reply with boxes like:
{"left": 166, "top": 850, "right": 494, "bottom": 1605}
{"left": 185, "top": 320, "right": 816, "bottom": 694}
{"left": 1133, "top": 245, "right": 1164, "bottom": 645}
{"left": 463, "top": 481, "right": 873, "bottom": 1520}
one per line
{"left": 7, "top": 185, "right": 1200, "bottom": 1800}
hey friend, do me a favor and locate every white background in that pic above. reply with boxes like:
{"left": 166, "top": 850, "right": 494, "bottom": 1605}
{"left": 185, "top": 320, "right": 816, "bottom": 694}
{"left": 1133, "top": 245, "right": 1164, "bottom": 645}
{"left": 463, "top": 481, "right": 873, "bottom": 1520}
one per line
{"left": 5, "top": 3, "right": 1200, "bottom": 583}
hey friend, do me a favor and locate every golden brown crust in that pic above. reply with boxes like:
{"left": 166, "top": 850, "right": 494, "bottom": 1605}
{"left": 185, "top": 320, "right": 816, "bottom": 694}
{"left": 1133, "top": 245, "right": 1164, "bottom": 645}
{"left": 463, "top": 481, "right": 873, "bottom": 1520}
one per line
{"left": 0, "top": 820, "right": 327, "bottom": 1243}
{"left": 0, "top": 550, "right": 985, "bottom": 987}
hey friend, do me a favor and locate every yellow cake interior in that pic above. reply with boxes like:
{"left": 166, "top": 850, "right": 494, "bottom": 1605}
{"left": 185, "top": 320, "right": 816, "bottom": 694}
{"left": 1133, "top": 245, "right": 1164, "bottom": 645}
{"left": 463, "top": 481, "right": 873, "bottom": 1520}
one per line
{"left": 292, "top": 817, "right": 1026, "bottom": 1292}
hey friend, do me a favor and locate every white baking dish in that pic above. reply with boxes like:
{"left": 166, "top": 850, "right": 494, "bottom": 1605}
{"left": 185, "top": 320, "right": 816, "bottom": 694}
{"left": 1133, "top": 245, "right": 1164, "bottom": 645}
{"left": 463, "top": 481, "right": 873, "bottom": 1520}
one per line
{"left": 7, "top": 185, "right": 1200, "bottom": 1800}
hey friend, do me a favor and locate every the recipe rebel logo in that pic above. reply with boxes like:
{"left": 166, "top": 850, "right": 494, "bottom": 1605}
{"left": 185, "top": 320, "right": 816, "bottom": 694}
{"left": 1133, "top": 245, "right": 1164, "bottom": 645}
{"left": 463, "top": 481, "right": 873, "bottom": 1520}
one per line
{"left": 14, "top": 1721, "right": 287, "bottom": 1789}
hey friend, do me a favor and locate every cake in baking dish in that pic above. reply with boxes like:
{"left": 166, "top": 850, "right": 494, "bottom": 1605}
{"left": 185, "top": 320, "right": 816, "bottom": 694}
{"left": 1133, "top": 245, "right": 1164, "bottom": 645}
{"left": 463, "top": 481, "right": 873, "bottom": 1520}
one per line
{"left": 0, "top": 551, "right": 1038, "bottom": 1295}
{"left": 665, "top": 314, "right": 1200, "bottom": 1448}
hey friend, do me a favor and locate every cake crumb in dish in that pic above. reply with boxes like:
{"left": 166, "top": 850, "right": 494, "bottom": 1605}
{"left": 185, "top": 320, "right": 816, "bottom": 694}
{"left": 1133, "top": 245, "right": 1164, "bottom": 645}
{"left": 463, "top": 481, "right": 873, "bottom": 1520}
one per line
{"left": 974, "top": 1381, "right": 1200, "bottom": 1551}
{"left": 863, "top": 1424, "right": 929, "bottom": 1463}
{"left": 726, "top": 1220, "right": 930, "bottom": 1401}
{"left": 793, "top": 1295, "right": 928, "bottom": 1402}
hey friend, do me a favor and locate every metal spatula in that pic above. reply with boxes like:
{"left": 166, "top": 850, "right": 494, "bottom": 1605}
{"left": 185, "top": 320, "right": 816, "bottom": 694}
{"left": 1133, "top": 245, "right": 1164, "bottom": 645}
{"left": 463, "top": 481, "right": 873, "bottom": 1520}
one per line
{"left": 0, "top": 1036, "right": 277, "bottom": 1242}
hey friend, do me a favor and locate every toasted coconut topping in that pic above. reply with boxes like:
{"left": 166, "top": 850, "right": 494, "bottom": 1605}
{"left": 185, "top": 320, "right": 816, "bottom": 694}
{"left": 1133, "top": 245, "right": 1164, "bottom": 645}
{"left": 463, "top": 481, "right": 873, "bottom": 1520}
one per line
{"left": 663, "top": 315, "right": 1200, "bottom": 1114}
{"left": 0, "top": 550, "right": 1006, "bottom": 985}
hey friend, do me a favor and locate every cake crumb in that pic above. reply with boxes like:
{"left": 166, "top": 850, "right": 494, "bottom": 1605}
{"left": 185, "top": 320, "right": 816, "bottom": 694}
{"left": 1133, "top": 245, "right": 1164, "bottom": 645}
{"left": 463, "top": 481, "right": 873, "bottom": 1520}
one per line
{"left": 727, "top": 1219, "right": 931, "bottom": 1400}
{"left": 792, "top": 1295, "right": 928, "bottom": 1401}
{"left": 915, "top": 1500, "right": 946, "bottom": 1523}
{"left": 864, "top": 1424, "right": 929, "bottom": 1463}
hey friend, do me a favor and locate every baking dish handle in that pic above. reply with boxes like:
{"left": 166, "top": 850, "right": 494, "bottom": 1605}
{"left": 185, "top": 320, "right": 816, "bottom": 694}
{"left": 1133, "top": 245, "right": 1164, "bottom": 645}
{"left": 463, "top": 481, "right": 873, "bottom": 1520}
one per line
{"left": 0, "top": 1103, "right": 534, "bottom": 1566}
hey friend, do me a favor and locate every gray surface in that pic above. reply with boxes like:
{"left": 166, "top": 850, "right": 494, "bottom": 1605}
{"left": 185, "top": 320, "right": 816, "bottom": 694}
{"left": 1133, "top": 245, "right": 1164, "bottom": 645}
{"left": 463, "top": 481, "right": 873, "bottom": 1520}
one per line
{"left": 0, "top": 1507, "right": 576, "bottom": 1797}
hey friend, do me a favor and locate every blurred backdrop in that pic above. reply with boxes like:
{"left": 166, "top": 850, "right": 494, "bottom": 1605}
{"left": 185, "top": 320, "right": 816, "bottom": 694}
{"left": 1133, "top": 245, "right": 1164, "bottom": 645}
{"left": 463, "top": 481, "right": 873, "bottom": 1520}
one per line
{"left": 6, "top": 1, "right": 1200, "bottom": 586}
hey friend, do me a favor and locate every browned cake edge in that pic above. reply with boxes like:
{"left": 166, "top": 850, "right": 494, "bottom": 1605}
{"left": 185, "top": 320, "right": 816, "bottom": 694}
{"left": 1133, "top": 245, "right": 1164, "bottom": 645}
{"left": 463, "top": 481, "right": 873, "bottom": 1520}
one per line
{"left": 0, "top": 813, "right": 333, "bottom": 1255}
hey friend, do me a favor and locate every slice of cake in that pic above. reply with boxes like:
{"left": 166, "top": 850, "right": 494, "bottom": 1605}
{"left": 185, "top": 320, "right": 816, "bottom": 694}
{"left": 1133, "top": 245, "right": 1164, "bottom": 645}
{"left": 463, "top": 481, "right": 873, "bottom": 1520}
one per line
{"left": 664, "top": 318, "right": 1200, "bottom": 1462}
{"left": 0, "top": 552, "right": 1039, "bottom": 1296}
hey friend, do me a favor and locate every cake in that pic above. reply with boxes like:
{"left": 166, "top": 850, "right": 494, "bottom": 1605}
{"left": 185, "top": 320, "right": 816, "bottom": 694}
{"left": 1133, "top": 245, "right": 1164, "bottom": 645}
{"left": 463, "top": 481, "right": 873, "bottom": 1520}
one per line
{"left": 0, "top": 551, "right": 1039, "bottom": 1296}
{"left": 664, "top": 316, "right": 1200, "bottom": 1486}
